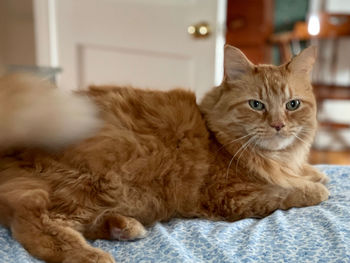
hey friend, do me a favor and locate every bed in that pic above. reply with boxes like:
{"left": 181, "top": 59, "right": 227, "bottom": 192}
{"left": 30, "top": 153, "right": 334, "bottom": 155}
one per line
{"left": 0, "top": 165, "right": 349, "bottom": 263}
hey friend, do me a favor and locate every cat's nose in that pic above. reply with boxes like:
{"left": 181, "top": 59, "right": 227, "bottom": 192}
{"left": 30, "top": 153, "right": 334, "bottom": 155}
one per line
{"left": 270, "top": 122, "right": 285, "bottom": 131}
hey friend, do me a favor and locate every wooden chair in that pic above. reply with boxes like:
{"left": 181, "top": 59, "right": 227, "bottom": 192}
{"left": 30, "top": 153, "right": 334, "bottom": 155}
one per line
{"left": 270, "top": 12, "right": 350, "bottom": 151}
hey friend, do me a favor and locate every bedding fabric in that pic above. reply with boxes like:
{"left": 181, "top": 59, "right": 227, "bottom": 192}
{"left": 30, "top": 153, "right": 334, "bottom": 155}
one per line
{"left": 0, "top": 165, "right": 349, "bottom": 263}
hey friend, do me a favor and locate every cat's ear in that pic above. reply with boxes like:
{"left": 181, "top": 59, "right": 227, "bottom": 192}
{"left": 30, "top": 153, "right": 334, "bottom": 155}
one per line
{"left": 224, "top": 45, "right": 254, "bottom": 81}
{"left": 287, "top": 46, "right": 317, "bottom": 74}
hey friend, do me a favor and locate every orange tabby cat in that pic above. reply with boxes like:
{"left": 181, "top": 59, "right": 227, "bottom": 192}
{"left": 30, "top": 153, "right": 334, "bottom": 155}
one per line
{"left": 0, "top": 45, "right": 329, "bottom": 263}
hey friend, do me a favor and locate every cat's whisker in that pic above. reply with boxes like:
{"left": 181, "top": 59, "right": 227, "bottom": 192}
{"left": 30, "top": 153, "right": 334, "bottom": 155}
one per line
{"left": 298, "top": 129, "right": 315, "bottom": 137}
{"left": 216, "top": 133, "right": 254, "bottom": 153}
{"left": 298, "top": 128, "right": 312, "bottom": 132}
{"left": 252, "top": 138, "right": 260, "bottom": 153}
{"left": 292, "top": 133, "right": 310, "bottom": 147}
{"left": 226, "top": 135, "right": 256, "bottom": 179}
{"left": 295, "top": 129, "right": 313, "bottom": 138}
{"left": 297, "top": 133, "right": 312, "bottom": 141}
{"left": 298, "top": 129, "right": 313, "bottom": 136}
{"left": 235, "top": 136, "right": 257, "bottom": 175}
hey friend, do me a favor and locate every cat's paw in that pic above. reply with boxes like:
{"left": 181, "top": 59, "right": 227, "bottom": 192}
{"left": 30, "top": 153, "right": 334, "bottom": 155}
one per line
{"left": 306, "top": 171, "right": 329, "bottom": 184}
{"left": 309, "top": 183, "right": 330, "bottom": 205}
{"left": 63, "top": 247, "right": 116, "bottom": 263}
{"left": 317, "top": 173, "right": 330, "bottom": 184}
{"left": 108, "top": 217, "right": 147, "bottom": 241}
{"left": 85, "top": 212, "right": 147, "bottom": 241}
{"left": 302, "top": 165, "right": 330, "bottom": 184}
{"left": 283, "top": 182, "right": 329, "bottom": 209}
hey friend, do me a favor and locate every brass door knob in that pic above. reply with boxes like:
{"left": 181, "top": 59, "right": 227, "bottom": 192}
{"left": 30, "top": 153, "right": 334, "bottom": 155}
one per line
{"left": 187, "top": 22, "right": 211, "bottom": 38}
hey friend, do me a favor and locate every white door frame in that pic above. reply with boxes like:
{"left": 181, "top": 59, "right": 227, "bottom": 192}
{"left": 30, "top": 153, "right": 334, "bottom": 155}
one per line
{"left": 33, "top": 0, "right": 59, "bottom": 67}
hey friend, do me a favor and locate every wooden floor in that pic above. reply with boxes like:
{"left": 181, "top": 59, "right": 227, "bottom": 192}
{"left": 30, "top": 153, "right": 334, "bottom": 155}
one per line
{"left": 309, "top": 149, "right": 350, "bottom": 165}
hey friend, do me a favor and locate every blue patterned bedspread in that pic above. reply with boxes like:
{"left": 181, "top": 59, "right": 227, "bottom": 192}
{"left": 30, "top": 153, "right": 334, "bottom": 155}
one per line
{"left": 0, "top": 165, "right": 349, "bottom": 263}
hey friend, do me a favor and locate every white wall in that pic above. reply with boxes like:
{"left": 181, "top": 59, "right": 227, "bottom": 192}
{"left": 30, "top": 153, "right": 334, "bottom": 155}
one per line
{"left": 0, "top": 0, "right": 36, "bottom": 65}
{"left": 326, "top": 0, "right": 350, "bottom": 13}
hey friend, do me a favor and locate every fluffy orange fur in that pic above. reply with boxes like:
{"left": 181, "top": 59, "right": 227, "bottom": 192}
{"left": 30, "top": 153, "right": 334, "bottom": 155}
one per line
{"left": 0, "top": 46, "right": 329, "bottom": 263}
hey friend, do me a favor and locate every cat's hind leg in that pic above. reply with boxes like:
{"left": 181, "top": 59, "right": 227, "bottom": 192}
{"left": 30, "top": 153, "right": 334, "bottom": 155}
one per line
{"left": 84, "top": 209, "right": 147, "bottom": 241}
{"left": 0, "top": 178, "right": 115, "bottom": 263}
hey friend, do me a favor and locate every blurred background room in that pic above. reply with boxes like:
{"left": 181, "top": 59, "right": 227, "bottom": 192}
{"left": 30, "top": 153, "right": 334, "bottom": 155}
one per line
{"left": 0, "top": 0, "right": 349, "bottom": 164}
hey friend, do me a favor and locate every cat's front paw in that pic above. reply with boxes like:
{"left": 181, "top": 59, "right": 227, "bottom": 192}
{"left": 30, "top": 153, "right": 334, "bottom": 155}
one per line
{"left": 63, "top": 247, "right": 116, "bottom": 263}
{"left": 85, "top": 212, "right": 147, "bottom": 241}
{"left": 282, "top": 182, "right": 329, "bottom": 209}
{"left": 308, "top": 183, "right": 330, "bottom": 205}
{"left": 307, "top": 171, "right": 329, "bottom": 184}
{"left": 315, "top": 172, "right": 329, "bottom": 184}
{"left": 302, "top": 165, "right": 329, "bottom": 184}
{"left": 108, "top": 216, "right": 147, "bottom": 241}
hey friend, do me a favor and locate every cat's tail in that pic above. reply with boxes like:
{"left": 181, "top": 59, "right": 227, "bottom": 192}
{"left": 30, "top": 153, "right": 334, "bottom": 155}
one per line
{"left": 0, "top": 73, "right": 102, "bottom": 149}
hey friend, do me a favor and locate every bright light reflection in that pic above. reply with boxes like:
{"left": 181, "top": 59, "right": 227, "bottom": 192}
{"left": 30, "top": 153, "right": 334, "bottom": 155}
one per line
{"left": 199, "top": 26, "right": 208, "bottom": 35}
{"left": 187, "top": 26, "right": 196, "bottom": 35}
{"left": 308, "top": 15, "right": 320, "bottom": 36}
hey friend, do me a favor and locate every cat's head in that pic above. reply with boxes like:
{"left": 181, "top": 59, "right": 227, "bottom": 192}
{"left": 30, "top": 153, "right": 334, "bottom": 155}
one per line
{"left": 200, "top": 45, "right": 317, "bottom": 154}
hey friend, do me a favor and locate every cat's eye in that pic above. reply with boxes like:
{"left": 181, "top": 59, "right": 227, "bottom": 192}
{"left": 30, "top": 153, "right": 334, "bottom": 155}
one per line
{"left": 286, "top": 99, "right": 301, "bottom": 111}
{"left": 248, "top": 100, "right": 265, "bottom": 111}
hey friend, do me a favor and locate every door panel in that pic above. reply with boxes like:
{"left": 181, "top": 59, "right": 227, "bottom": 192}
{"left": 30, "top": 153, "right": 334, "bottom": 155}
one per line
{"left": 34, "top": 0, "right": 227, "bottom": 101}
{"left": 79, "top": 45, "right": 194, "bottom": 90}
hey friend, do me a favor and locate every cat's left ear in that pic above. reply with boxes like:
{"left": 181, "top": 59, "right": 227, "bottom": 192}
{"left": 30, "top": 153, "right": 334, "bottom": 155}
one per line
{"left": 287, "top": 46, "right": 317, "bottom": 74}
{"left": 224, "top": 45, "right": 254, "bottom": 81}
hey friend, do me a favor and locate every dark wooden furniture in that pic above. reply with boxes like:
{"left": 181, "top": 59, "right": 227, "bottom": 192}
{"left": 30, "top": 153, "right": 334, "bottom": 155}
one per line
{"left": 270, "top": 13, "right": 350, "bottom": 62}
{"left": 271, "top": 12, "right": 350, "bottom": 149}
{"left": 226, "top": 0, "right": 274, "bottom": 64}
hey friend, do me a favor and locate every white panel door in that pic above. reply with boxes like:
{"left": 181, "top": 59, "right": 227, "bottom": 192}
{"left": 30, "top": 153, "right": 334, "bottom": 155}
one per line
{"left": 34, "top": 0, "right": 226, "bottom": 101}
